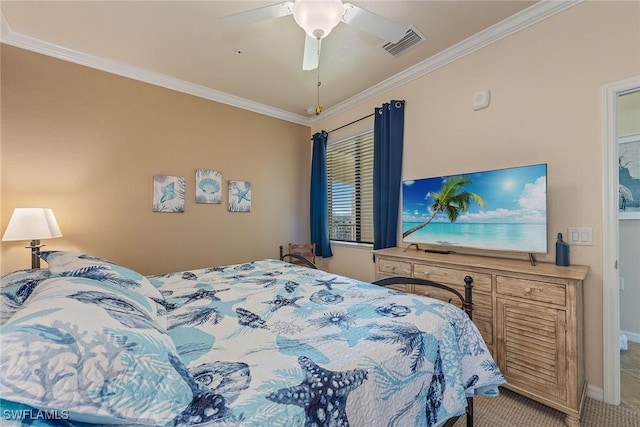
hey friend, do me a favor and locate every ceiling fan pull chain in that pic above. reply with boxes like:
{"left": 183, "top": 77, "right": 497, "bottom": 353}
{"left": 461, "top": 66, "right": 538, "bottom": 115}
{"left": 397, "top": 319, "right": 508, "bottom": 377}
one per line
{"left": 316, "top": 38, "right": 323, "bottom": 115}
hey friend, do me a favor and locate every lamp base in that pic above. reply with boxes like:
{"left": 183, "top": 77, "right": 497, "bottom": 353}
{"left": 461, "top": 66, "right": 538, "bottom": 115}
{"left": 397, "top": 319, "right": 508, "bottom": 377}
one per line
{"left": 25, "top": 240, "right": 45, "bottom": 269}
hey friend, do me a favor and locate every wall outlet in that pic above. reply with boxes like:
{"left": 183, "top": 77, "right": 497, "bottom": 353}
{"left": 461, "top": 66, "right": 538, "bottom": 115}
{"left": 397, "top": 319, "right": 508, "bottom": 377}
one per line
{"left": 619, "top": 277, "right": 625, "bottom": 291}
{"left": 567, "top": 227, "right": 593, "bottom": 246}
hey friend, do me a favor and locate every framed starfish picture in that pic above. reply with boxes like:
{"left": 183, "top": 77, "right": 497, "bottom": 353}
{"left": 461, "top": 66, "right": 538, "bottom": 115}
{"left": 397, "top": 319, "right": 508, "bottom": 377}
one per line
{"left": 228, "top": 180, "right": 251, "bottom": 212}
{"left": 153, "top": 175, "right": 185, "bottom": 213}
{"left": 195, "top": 169, "right": 222, "bottom": 204}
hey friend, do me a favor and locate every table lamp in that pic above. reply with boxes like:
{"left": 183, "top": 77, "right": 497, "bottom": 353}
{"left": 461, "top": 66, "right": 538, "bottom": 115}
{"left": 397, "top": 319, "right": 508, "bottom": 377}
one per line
{"left": 2, "top": 208, "right": 63, "bottom": 268}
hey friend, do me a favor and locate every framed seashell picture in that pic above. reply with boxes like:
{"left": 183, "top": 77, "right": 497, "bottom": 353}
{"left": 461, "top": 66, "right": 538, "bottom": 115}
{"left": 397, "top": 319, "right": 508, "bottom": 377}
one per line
{"left": 196, "top": 169, "right": 222, "bottom": 204}
{"left": 228, "top": 180, "right": 251, "bottom": 212}
{"left": 153, "top": 175, "right": 185, "bottom": 213}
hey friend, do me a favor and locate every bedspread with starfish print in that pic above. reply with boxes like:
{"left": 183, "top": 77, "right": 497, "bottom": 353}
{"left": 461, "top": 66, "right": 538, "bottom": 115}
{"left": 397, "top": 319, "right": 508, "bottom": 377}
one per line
{"left": 147, "top": 259, "right": 504, "bottom": 427}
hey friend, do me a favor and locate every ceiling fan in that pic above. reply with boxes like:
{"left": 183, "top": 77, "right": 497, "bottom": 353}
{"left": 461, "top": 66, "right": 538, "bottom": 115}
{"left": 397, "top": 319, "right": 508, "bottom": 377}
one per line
{"left": 220, "top": 0, "right": 408, "bottom": 71}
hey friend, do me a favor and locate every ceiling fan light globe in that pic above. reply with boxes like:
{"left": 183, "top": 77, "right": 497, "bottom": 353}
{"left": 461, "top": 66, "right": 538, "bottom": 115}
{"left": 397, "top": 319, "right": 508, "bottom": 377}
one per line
{"left": 293, "top": 0, "right": 344, "bottom": 40}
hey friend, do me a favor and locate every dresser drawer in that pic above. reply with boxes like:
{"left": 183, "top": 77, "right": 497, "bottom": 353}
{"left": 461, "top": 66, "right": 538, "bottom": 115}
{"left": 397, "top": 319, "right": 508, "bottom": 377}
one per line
{"left": 385, "top": 284, "right": 412, "bottom": 293}
{"left": 496, "top": 276, "right": 565, "bottom": 306}
{"left": 413, "top": 264, "right": 492, "bottom": 294}
{"left": 377, "top": 258, "right": 412, "bottom": 276}
{"left": 410, "top": 284, "right": 493, "bottom": 346}
{"left": 411, "top": 285, "right": 464, "bottom": 306}
{"left": 411, "top": 284, "right": 492, "bottom": 317}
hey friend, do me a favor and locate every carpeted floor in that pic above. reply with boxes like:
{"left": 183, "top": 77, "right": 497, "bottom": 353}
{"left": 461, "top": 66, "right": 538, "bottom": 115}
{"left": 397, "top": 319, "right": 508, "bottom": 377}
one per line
{"left": 621, "top": 341, "right": 640, "bottom": 412}
{"left": 453, "top": 387, "right": 640, "bottom": 426}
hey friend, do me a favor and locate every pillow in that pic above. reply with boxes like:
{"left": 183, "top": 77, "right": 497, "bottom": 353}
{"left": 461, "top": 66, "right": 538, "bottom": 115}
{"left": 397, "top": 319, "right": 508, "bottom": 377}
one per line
{"left": 38, "top": 251, "right": 162, "bottom": 300}
{"left": 37, "top": 251, "right": 167, "bottom": 329}
{"left": 1, "top": 268, "right": 51, "bottom": 324}
{"left": 0, "top": 276, "right": 193, "bottom": 425}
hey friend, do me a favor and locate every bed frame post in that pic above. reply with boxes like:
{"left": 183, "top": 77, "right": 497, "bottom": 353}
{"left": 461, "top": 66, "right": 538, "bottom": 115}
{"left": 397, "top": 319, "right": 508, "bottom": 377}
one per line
{"left": 464, "top": 275, "right": 475, "bottom": 427}
{"left": 279, "top": 245, "right": 284, "bottom": 260}
{"left": 463, "top": 276, "right": 474, "bottom": 321}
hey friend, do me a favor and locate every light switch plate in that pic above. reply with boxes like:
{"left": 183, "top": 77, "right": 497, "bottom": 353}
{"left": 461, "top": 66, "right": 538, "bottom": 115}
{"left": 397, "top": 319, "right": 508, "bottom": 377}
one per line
{"left": 567, "top": 227, "right": 593, "bottom": 246}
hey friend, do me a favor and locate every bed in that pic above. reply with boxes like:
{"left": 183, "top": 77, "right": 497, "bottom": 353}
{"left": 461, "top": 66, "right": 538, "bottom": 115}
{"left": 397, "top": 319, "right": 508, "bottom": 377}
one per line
{"left": 0, "top": 251, "right": 504, "bottom": 426}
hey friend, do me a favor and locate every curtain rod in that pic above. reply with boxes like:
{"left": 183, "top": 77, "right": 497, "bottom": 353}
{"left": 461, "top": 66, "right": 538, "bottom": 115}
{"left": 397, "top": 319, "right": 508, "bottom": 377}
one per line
{"left": 310, "top": 100, "right": 405, "bottom": 140}
{"left": 310, "top": 113, "right": 374, "bottom": 140}
{"left": 327, "top": 112, "right": 375, "bottom": 134}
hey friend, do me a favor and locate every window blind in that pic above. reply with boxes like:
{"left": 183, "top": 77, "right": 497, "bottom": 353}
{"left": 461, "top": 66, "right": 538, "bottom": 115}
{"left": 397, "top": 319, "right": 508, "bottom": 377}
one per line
{"left": 327, "top": 130, "right": 374, "bottom": 244}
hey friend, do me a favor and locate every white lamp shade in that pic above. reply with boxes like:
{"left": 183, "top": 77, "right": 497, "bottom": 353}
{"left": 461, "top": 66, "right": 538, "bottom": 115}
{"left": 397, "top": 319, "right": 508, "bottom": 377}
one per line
{"left": 2, "top": 208, "right": 63, "bottom": 241}
{"left": 293, "top": 0, "right": 344, "bottom": 39}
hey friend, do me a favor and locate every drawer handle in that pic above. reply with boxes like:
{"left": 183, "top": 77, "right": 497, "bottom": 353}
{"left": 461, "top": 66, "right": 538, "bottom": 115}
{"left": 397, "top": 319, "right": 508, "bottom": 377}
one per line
{"left": 391, "top": 266, "right": 396, "bottom": 272}
{"left": 524, "top": 287, "right": 544, "bottom": 294}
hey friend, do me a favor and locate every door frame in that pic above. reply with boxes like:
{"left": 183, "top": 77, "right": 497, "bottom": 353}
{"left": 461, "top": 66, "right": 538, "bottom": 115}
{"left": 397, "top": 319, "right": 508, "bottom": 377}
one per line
{"left": 602, "top": 75, "right": 640, "bottom": 404}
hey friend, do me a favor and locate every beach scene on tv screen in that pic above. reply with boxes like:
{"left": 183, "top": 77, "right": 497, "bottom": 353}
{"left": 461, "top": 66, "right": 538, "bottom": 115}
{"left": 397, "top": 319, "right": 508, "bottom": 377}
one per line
{"left": 402, "top": 164, "right": 547, "bottom": 253}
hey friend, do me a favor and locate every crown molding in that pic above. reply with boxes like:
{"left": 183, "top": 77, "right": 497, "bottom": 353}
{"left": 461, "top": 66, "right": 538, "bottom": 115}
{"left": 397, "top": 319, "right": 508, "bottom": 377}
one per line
{"left": 1, "top": 1, "right": 581, "bottom": 127}
{"left": 311, "top": 0, "right": 583, "bottom": 125}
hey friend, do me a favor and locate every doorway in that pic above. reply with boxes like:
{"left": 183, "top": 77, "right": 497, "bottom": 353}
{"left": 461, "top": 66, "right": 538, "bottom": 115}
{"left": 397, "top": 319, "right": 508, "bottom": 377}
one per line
{"left": 602, "top": 76, "right": 640, "bottom": 407}
{"left": 618, "top": 90, "right": 640, "bottom": 411}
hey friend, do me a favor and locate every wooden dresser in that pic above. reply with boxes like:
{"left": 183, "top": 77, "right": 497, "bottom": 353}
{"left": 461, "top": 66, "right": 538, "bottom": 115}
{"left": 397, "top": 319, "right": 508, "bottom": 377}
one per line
{"left": 373, "top": 247, "right": 589, "bottom": 427}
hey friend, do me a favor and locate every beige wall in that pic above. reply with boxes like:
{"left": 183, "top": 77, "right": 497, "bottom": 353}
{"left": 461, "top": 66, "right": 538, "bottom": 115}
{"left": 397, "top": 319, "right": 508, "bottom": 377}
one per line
{"left": 1, "top": 45, "right": 311, "bottom": 275}
{"left": 618, "top": 90, "right": 640, "bottom": 338}
{"left": 312, "top": 1, "right": 640, "bottom": 393}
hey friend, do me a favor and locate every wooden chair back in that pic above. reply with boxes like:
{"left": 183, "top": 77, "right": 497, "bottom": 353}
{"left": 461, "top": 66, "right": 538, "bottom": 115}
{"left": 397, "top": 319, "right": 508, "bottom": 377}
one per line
{"left": 288, "top": 243, "right": 316, "bottom": 264}
{"left": 278, "top": 243, "right": 317, "bottom": 268}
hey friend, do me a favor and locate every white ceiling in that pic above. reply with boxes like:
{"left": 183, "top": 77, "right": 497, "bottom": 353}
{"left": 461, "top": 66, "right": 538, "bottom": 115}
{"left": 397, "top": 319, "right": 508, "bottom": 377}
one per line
{"left": 0, "top": 1, "right": 578, "bottom": 125}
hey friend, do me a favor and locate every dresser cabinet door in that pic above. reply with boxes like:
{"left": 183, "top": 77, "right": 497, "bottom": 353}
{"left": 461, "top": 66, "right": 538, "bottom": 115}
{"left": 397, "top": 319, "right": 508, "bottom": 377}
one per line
{"left": 496, "top": 297, "right": 567, "bottom": 401}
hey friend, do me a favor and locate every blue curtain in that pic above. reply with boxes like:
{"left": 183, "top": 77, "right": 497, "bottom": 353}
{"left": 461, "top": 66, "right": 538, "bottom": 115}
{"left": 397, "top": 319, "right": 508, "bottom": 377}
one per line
{"left": 310, "top": 131, "right": 333, "bottom": 257}
{"left": 373, "top": 100, "right": 405, "bottom": 250}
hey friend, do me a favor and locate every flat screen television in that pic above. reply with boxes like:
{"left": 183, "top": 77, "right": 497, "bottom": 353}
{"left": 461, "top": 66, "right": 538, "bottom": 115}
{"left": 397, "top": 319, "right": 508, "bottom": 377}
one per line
{"left": 402, "top": 163, "right": 547, "bottom": 254}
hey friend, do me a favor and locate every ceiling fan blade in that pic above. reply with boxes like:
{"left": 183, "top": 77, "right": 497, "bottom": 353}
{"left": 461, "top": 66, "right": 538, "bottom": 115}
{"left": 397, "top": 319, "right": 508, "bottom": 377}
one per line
{"left": 342, "top": 3, "right": 407, "bottom": 44}
{"left": 302, "top": 34, "right": 319, "bottom": 70}
{"left": 220, "top": 2, "right": 294, "bottom": 27}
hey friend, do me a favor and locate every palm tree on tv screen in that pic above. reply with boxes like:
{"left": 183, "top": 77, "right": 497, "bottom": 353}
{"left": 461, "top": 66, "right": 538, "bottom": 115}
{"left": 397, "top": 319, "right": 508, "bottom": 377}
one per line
{"left": 402, "top": 175, "right": 486, "bottom": 239}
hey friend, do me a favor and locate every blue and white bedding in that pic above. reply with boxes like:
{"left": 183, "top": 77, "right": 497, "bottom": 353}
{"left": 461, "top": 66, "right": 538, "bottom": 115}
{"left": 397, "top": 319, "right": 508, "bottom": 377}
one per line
{"left": 1, "top": 251, "right": 504, "bottom": 426}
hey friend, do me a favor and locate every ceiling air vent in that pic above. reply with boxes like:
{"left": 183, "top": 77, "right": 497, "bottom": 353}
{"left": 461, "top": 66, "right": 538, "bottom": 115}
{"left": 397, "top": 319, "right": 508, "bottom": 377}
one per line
{"left": 381, "top": 25, "right": 426, "bottom": 57}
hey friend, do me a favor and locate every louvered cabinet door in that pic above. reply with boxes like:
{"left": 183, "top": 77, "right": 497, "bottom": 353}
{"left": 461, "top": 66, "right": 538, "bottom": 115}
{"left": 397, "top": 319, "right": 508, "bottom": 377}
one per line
{"left": 495, "top": 298, "right": 567, "bottom": 400}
